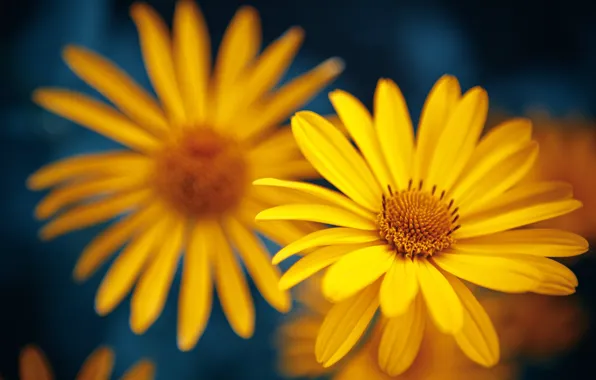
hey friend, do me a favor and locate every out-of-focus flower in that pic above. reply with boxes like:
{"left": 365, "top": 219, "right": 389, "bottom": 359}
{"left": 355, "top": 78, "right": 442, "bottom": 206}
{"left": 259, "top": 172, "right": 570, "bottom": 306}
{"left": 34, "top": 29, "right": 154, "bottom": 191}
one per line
{"left": 278, "top": 280, "right": 587, "bottom": 379}
{"left": 28, "top": 0, "right": 343, "bottom": 350}
{"left": 257, "top": 75, "right": 588, "bottom": 375}
{"left": 17, "top": 345, "right": 154, "bottom": 380}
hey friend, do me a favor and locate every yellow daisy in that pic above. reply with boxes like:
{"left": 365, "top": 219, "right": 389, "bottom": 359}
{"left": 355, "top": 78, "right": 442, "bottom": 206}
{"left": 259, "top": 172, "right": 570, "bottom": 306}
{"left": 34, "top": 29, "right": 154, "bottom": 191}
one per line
{"left": 255, "top": 75, "right": 588, "bottom": 375}
{"left": 28, "top": 0, "right": 343, "bottom": 350}
{"left": 17, "top": 345, "right": 153, "bottom": 380}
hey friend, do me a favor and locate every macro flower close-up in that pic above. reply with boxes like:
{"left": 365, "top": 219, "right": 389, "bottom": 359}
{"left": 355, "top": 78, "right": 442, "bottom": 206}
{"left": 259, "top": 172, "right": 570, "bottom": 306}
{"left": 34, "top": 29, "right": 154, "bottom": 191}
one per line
{"left": 15, "top": 345, "right": 153, "bottom": 380}
{"left": 27, "top": 0, "right": 343, "bottom": 351}
{"left": 256, "top": 75, "right": 589, "bottom": 375}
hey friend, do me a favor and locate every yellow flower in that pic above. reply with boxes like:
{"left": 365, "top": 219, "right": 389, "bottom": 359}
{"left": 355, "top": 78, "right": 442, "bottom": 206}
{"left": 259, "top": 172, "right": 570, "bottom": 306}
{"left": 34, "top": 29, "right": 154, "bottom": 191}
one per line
{"left": 28, "top": 0, "right": 343, "bottom": 350}
{"left": 256, "top": 75, "right": 588, "bottom": 375}
{"left": 17, "top": 345, "right": 153, "bottom": 380}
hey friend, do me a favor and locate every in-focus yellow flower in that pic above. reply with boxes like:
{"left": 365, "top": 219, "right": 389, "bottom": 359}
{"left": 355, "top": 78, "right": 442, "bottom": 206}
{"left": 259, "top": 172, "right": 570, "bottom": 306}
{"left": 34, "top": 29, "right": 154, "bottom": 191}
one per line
{"left": 256, "top": 75, "right": 588, "bottom": 375}
{"left": 28, "top": 0, "right": 343, "bottom": 350}
{"left": 17, "top": 345, "right": 153, "bottom": 380}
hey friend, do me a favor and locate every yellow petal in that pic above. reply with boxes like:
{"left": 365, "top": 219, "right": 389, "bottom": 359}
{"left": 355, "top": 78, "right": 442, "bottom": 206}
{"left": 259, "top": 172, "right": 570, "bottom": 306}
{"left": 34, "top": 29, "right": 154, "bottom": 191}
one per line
{"left": 256, "top": 204, "right": 376, "bottom": 230}
{"left": 445, "top": 273, "right": 500, "bottom": 367}
{"left": 414, "top": 75, "right": 461, "bottom": 185}
{"left": 40, "top": 189, "right": 152, "bottom": 240}
{"left": 433, "top": 252, "right": 578, "bottom": 294}
{"left": 32, "top": 90, "right": 159, "bottom": 152}
{"left": 62, "top": 45, "right": 168, "bottom": 136}
{"left": 131, "top": 2, "right": 186, "bottom": 126}
{"left": 416, "top": 258, "right": 463, "bottom": 333}
{"left": 426, "top": 87, "right": 488, "bottom": 193}
{"left": 238, "top": 58, "right": 344, "bottom": 140}
{"left": 19, "top": 345, "right": 53, "bottom": 380}
{"left": 373, "top": 78, "right": 415, "bottom": 190}
{"left": 178, "top": 220, "right": 215, "bottom": 351}
{"left": 315, "top": 281, "right": 380, "bottom": 367}
{"left": 212, "top": 222, "right": 255, "bottom": 338}
{"left": 378, "top": 294, "right": 425, "bottom": 376}
{"left": 119, "top": 360, "right": 155, "bottom": 380}
{"left": 457, "top": 182, "right": 580, "bottom": 239}
{"left": 75, "top": 347, "right": 114, "bottom": 380}
{"left": 130, "top": 216, "right": 186, "bottom": 334}
{"left": 279, "top": 244, "right": 367, "bottom": 290}
{"left": 450, "top": 118, "right": 532, "bottom": 202}
{"left": 458, "top": 141, "right": 538, "bottom": 214}
{"left": 380, "top": 255, "right": 419, "bottom": 317}
{"left": 35, "top": 174, "right": 147, "bottom": 220}
{"left": 74, "top": 202, "right": 163, "bottom": 282}
{"left": 225, "top": 217, "right": 290, "bottom": 312}
{"left": 94, "top": 217, "right": 165, "bottom": 315}
{"left": 250, "top": 158, "right": 318, "bottom": 180}
{"left": 323, "top": 245, "right": 394, "bottom": 302}
{"left": 27, "top": 151, "right": 148, "bottom": 190}
{"left": 173, "top": 0, "right": 210, "bottom": 125}
{"left": 253, "top": 178, "right": 375, "bottom": 221}
{"left": 330, "top": 89, "right": 393, "bottom": 189}
{"left": 272, "top": 227, "right": 380, "bottom": 265}
{"left": 454, "top": 228, "right": 589, "bottom": 257}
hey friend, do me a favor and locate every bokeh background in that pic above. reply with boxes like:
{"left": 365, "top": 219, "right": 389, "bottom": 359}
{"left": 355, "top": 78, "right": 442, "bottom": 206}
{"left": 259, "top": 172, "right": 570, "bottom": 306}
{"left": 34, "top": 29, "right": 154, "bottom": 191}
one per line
{"left": 1, "top": 0, "right": 595, "bottom": 378}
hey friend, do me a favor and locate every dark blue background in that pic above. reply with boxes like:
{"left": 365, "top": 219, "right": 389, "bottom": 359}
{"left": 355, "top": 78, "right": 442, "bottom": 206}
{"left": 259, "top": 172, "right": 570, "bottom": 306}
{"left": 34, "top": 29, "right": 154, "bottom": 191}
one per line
{"left": 1, "top": 0, "right": 595, "bottom": 378}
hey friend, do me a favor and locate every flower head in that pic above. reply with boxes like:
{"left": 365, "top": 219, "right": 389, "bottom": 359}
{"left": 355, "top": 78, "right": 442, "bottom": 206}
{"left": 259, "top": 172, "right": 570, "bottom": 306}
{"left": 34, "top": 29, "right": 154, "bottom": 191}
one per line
{"left": 28, "top": 0, "right": 343, "bottom": 350}
{"left": 256, "top": 76, "right": 588, "bottom": 375}
{"left": 17, "top": 345, "right": 153, "bottom": 380}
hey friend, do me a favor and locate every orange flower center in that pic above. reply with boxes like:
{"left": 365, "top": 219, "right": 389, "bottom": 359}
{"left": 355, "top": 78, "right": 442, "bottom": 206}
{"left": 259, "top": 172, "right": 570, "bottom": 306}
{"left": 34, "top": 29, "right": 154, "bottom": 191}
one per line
{"left": 153, "top": 128, "right": 248, "bottom": 218}
{"left": 377, "top": 181, "right": 460, "bottom": 257}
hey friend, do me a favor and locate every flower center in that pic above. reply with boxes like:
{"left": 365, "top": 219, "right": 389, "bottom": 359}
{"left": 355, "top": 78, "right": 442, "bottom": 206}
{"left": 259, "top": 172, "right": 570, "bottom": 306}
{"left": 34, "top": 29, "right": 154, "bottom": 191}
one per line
{"left": 377, "top": 180, "right": 460, "bottom": 257}
{"left": 153, "top": 128, "right": 248, "bottom": 218}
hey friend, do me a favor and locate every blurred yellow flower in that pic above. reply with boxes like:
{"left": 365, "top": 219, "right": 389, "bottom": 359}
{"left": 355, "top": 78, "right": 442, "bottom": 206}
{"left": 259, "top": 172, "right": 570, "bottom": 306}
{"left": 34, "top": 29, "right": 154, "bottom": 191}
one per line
{"left": 28, "top": 0, "right": 342, "bottom": 350}
{"left": 17, "top": 345, "right": 153, "bottom": 380}
{"left": 256, "top": 76, "right": 588, "bottom": 375}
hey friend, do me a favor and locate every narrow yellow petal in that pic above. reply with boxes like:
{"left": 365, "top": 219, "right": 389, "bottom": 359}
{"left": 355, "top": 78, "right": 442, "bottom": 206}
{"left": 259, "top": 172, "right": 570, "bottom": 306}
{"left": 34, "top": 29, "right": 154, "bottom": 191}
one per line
{"left": 374, "top": 79, "right": 415, "bottom": 190}
{"left": 94, "top": 218, "right": 165, "bottom": 316}
{"left": 212, "top": 222, "right": 255, "bottom": 338}
{"left": 19, "top": 345, "right": 53, "bottom": 380}
{"left": 279, "top": 244, "right": 367, "bottom": 290}
{"left": 178, "top": 220, "right": 215, "bottom": 351}
{"left": 330, "top": 89, "right": 393, "bottom": 189}
{"left": 433, "top": 252, "right": 578, "bottom": 294}
{"left": 416, "top": 258, "right": 463, "bottom": 333}
{"left": 315, "top": 281, "right": 380, "bottom": 367}
{"left": 414, "top": 75, "right": 461, "bottom": 184}
{"left": 130, "top": 216, "right": 186, "bottom": 334}
{"left": 40, "top": 189, "right": 152, "bottom": 240}
{"left": 450, "top": 118, "right": 532, "bottom": 202}
{"left": 119, "top": 360, "right": 155, "bottom": 380}
{"left": 35, "top": 174, "right": 147, "bottom": 220}
{"left": 272, "top": 227, "right": 380, "bottom": 265}
{"left": 253, "top": 178, "right": 375, "bottom": 221}
{"left": 32, "top": 90, "right": 159, "bottom": 152}
{"left": 75, "top": 347, "right": 115, "bottom": 380}
{"left": 426, "top": 87, "right": 488, "bottom": 193}
{"left": 454, "top": 229, "right": 589, "bottom": 257}
{"left": 380, "top": 255, "right": 419, "bottom": 317}
{"left": 74, "top": 202, "right": 163, "bottom": 282}
{"left": 131, "top": 2, "right": 186, "bottom": 126}
{"left": 225, "top": 217, "right": 290, "bottom": 312}
{"left": 256, "top": 204, "right": 377, "bottom": 230}
{"left": 250, "top": 158, "right": 319, "bottom": 180}
{"left": 291, "top": 112, "right": 382, "bottom": 210}
{"left": 457, "top": 182, "right": 580, "bottom": 239}
{"left": 446, "top": 273, "right": 500, "bottom": 367}
{"left": 173, "top": 0, "right": 210, "bottom": 125}
{"left": 378, "top": 294, "right": 425, "bottom": 376}
{"left": 62, "top": 45, "right": 169, "bottom": 135}
{"left": 238, "top": 58, "right": 344, "bottom": 140}
{"left": 456, "top": 141, "right": 538, "bottom": 212}
{"left": 27, "top": 152, "right": 148, "bottom": 190}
